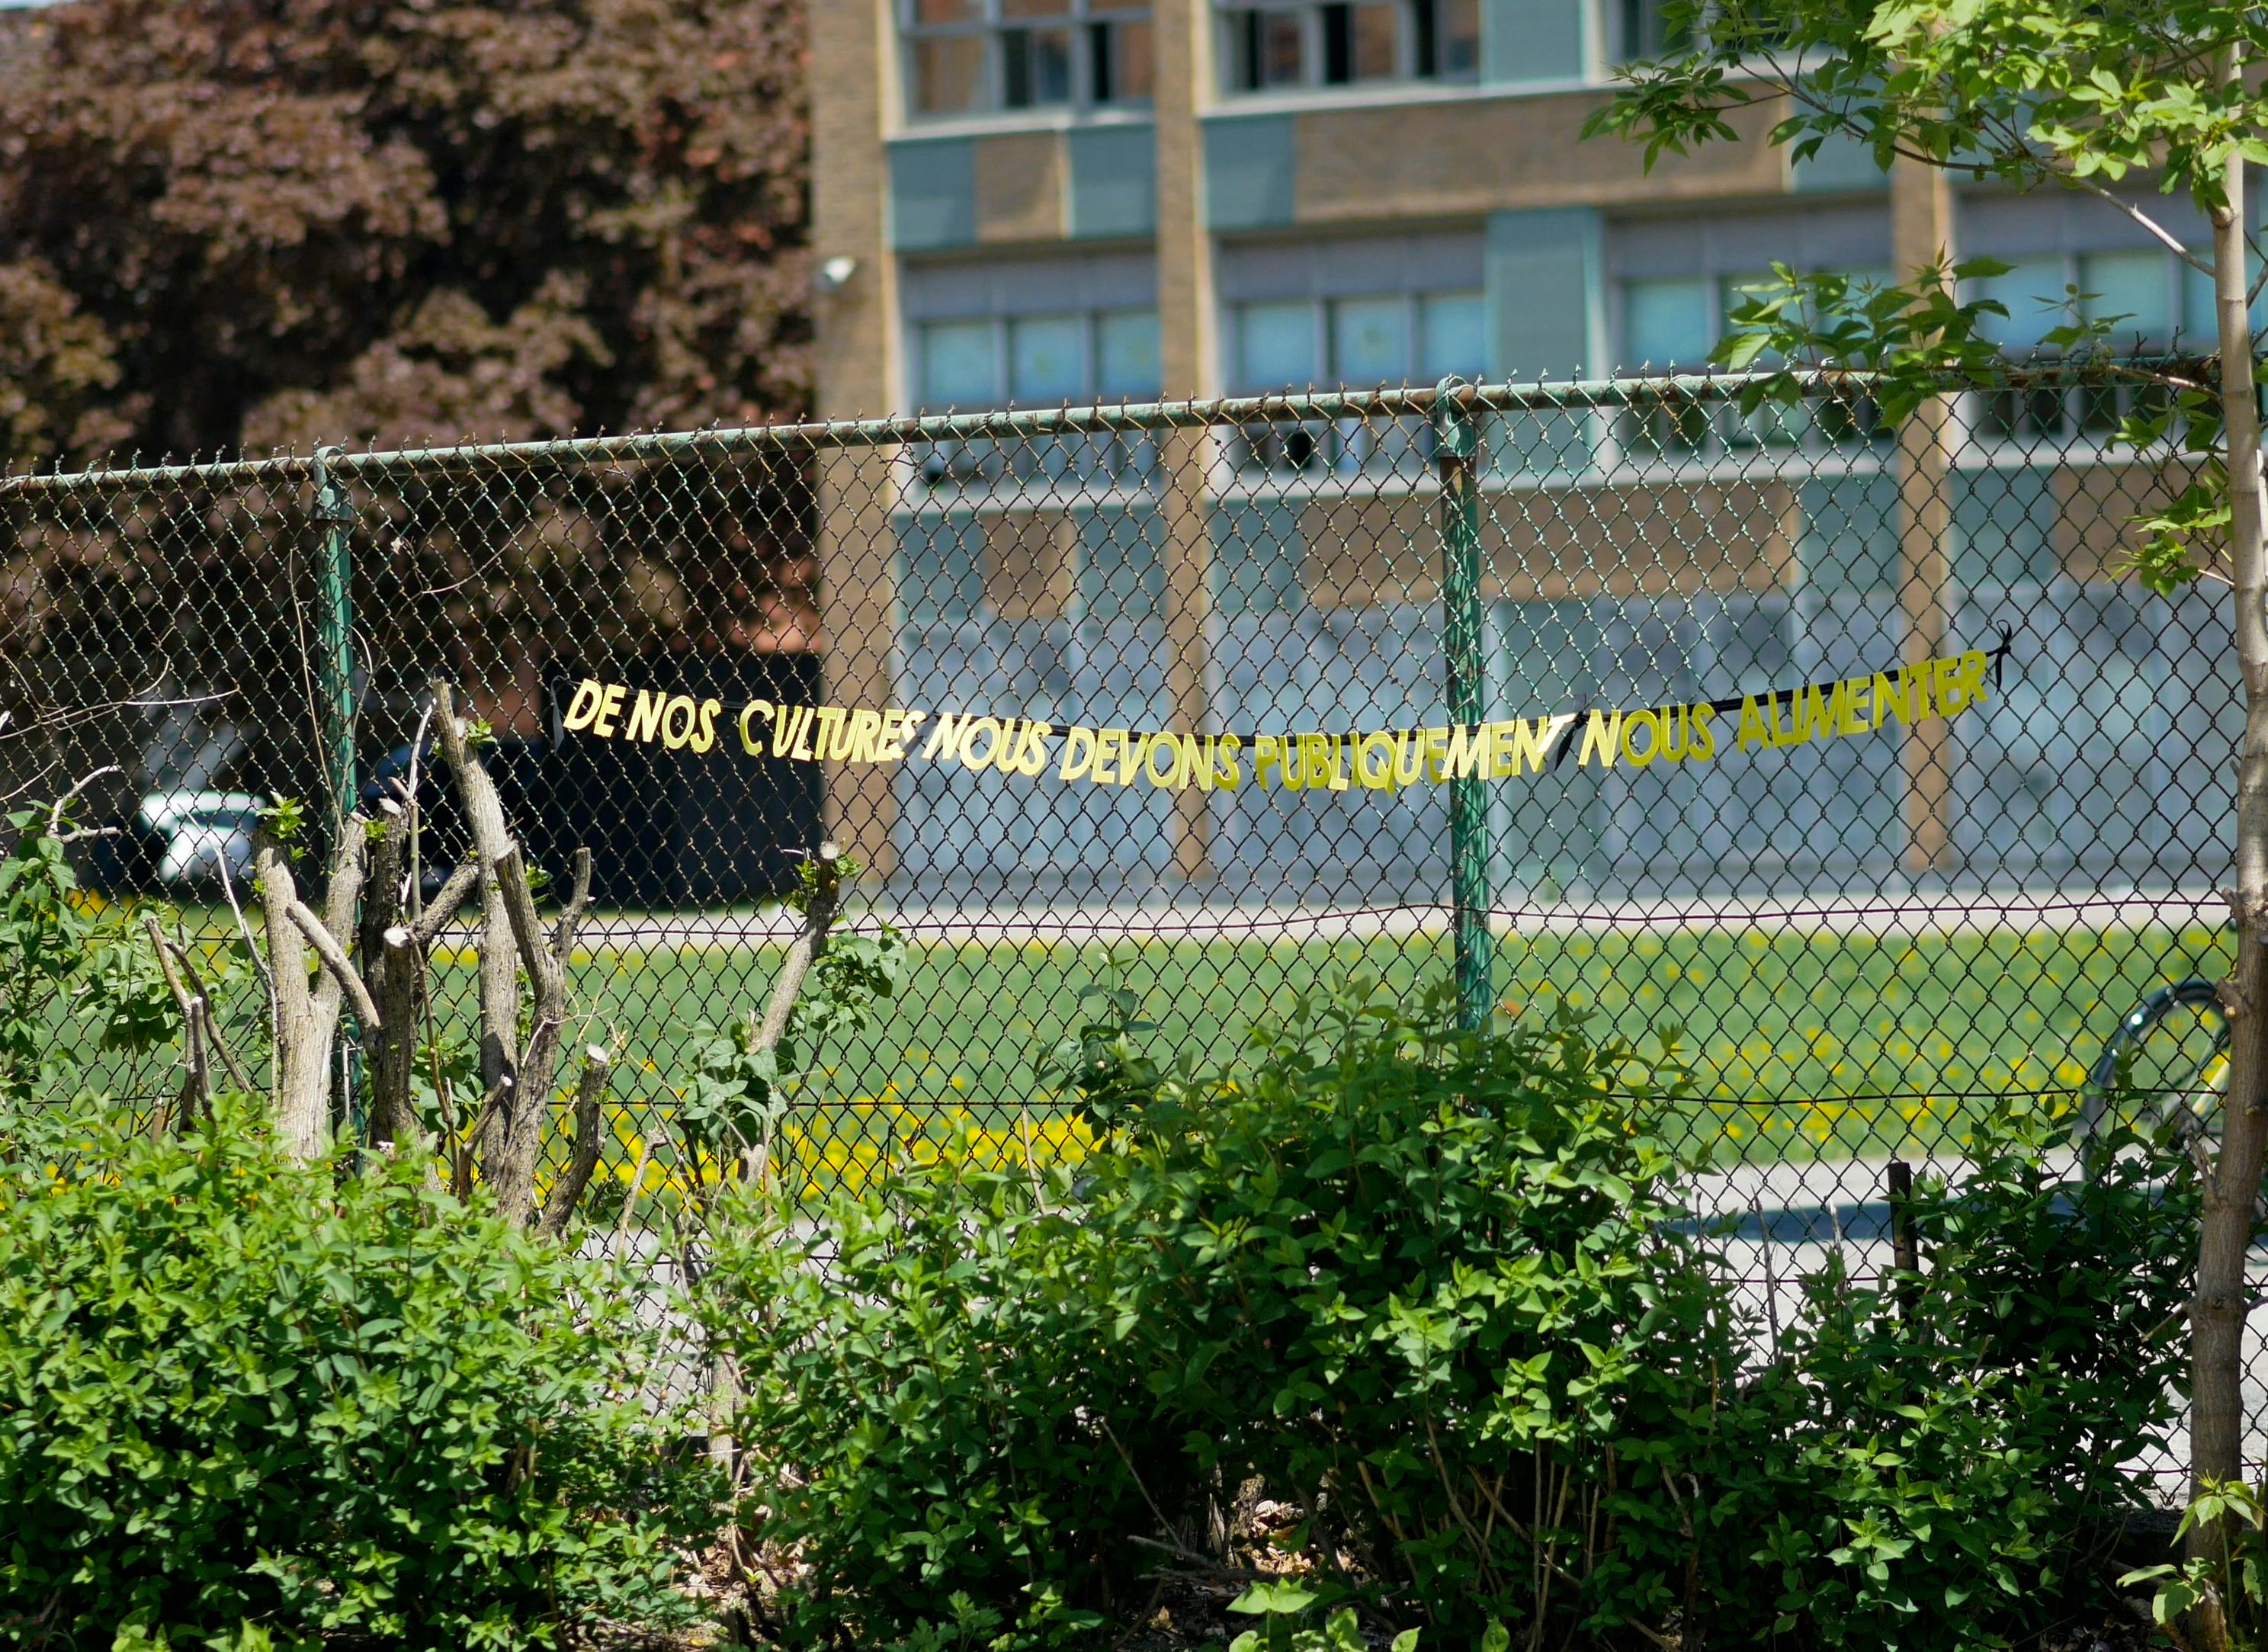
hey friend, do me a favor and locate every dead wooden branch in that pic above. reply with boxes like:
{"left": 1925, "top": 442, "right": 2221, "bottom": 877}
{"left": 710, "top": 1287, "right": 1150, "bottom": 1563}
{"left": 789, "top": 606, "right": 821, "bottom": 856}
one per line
{"left": 430, "top": 681, "right": 601, "bottom": 1230}
{"left": 539, "top": 1044, "right": 614, "bottom": 1240}
{"left": 145, "top": 915, "right": 210, "bottom": 1128}
{"left": 285, "top": 900, "right": 381, "bottom": 1037}
{"left": 753, "top": 844, "right": 845, "bottom": 1060}
{"left": 429, "top": 680, "right": 525, "bottom": 1191}
{"left": 160, "top": 932, "right": 254, "bottom": 1095}
{"left": 253, "top": 815, "right": 367, "bottom": 1160}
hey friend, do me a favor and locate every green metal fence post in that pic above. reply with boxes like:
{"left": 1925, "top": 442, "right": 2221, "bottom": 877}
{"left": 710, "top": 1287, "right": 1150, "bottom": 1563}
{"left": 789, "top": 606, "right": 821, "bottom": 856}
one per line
{"left": 310, "top": 444, "right": 358, "bottom": 827}
{"left": 310, "top": 446, "right": 361, "bottom": 1134}
{"left": 1432, "top": 377, "right": 1493, "bottom": 1031}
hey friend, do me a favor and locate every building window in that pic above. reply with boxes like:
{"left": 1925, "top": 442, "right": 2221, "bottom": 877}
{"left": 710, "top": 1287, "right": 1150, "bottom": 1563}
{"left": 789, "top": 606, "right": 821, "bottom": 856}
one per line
{"left": 903, "top": 0, "right": 1153, "bottom": 119}
{"left": 1229, "top": 289, "right": 1484, "bottom": 390}
{"left": 1224, "top": 287, "right": 1483, "bottom": 476}
{"left": 1615, "top": 0, "right": 1691, "bottom": 61}
{"left": 1218, "top": 0, "right": 1480, "bottom": 95}
{"left": 1609, "top": 204, "right": 1894, "bottom": 457}
{"left": 905, "top": 252, "right": 1161, "bottom": 487}
{"left": 918, "top": 308, "right": 1162, "bottom": 407}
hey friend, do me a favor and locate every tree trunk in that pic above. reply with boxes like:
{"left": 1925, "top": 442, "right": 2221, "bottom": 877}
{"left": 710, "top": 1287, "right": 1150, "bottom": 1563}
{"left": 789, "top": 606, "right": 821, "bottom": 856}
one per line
{"left": 2191, "top": 69, "right": 2268, "bottom": 1572}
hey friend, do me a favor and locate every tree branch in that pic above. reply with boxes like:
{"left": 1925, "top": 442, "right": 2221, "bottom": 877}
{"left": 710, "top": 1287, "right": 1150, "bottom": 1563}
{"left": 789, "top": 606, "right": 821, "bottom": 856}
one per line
{"left": 538, "top": 1044, "right": 614, "bottom": 1240}
{"left": 43, "top": 765, "right": 118, "bottom": 838}
{"left": 412, "top": 859, "right": 481, "bottom": 947}
{"left": 285, "top": 898, "right": 382, "bottom": 1036}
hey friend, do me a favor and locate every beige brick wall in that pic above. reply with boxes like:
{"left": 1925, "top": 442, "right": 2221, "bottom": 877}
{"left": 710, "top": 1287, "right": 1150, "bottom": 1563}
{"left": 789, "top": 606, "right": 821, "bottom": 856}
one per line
{"left": 1289, "top": 89, "right": 1789, "bottom": 224}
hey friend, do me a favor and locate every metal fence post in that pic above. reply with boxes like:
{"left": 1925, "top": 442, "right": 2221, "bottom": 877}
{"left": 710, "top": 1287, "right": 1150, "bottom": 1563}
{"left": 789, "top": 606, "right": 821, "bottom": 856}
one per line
{"left": 310, "top": 445, "right": 358, "bottom": 826}
{"left": 1432, "top": 377, "right": 1493, "bottom": 1030}
{"left": 310, "top": 446, "right": 361, "bottom": 1134}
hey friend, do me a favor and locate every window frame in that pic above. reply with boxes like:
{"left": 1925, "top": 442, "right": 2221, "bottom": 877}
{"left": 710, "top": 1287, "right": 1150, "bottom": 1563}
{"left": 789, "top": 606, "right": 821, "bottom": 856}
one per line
{"left": 900, "top": 0, "right": 1156, "bottom": 123}
{"left": 1214, "top": 0, "right": 1480, "bottom": 98}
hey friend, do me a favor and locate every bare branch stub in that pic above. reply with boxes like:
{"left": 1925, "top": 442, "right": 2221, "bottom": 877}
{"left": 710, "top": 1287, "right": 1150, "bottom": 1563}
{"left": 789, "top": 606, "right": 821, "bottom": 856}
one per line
{"left": 539, "top": 1044, "right": 614, "bottom": 1240}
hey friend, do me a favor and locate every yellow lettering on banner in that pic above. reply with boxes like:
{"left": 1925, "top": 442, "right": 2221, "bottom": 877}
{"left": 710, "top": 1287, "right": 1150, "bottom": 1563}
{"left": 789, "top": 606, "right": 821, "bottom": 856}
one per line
{"left": 692, "top": 698, "right": 720, "bottom": 755}
{"left": 1180, "top": 735, "right": 1217, "bottom": 792}
{"left": 1253, "top": 735, "right": 1285, "bottom": 789}
{"left": 1393, "top": 730, "right": 1425, "bottom": 787}
{"left": 958, "top": 717, "right": 1004, "bottom": 771}
{"left": 1013, "top": 720, "right": 1052, "bottom": 777}
{"left": 1953, "top": 649, "right": 1990, "bottom": 711}
{"left": 843, "top": 708, "right": 881, "bottom": 764}
{"left": 1814, "top": 682, "right": 1845, "bottom": 744}
{"left": 1871, "top": 672, "right": 1908, "bottom": 727}
{"left": 563, "top": 678, "right": 605, "bottom": 732}
{"left": 1737, "top": 694, "right": 1769, "bottom": 751}
{"left": 919, "top": 711, "right": 962, "bottom": 762}
{"left": 1329, "top": 734, "right": 1352, "bottom": 791}
{"left": 1095, "top": 729, "right": 1125, "bottom": 785}
{"left": 1358, "top": 731, "right": 1400, "bottom": 789}
{"left": 994, "top": 718, "right": 1027, "bottom": 775}
{"left": 1691, "top": 703, "right": 1718, "bottom": 761}
{"left": 884, "top": 707, "right": 920, "bottom": 762}
{"left": 1837, "top": 678, "right": 1869, "bottom": 736}
{"left": 626, "top": 688, "right": 668, "bottom": 745}
{"left": 1445, "top": 723, "right": 1488, "bottom": 782}
{"left": 1121, "top": 733, "right": 1150, "bottom": 786}
{"left": 1772, "top": 691, "right": 1802, "bottom": 746}
{"left": 1803, "top": 685, "right": 1833, "bottom": 746}
{"left": 1297, "top": 733, "right": 1332, "bottom": 791}
{"left": 659, "top": 694, "right": 698, "bottom": 751}
{"left": 1577, "top": 711, "right": 1622, "bottom": 768}
{"left": 738, "top": 700, "right": 773, "bottom": 755}
{"left": 1146, "top": 733, "right": 1182, "bottom": 788}
{"left": 791, "top": 707, "right": 816, "bottom": 761}
{"left": 1060, "top": 726, "right": 1097, "bottom": 781}
{"left": 1909, "top": 663, "right": 1939, "bottom": 722}
{"left": 1660, "top": 705, "right": 1689, "bottom": 762}
{"left": 1215, "top": 735, "right": 1244, "bottom": 790}
{"left": 1619, "top": 708, "right": 1661, "bottom": 767}
{"left": 813, "top": 705, "right": 845, "bottom": 760}
{"left": 593, "top": 683, "right": 627, "bottom": 738}
{"left": 1420, "top": 727, "right": 1451, "bottom": 782}
{"left": 1485, "top": 722, "right": 1518, "bottom": 780}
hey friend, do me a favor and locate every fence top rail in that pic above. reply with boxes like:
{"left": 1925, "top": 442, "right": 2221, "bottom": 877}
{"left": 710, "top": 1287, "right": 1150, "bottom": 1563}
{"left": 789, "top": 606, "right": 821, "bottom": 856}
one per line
{"left": 0, "top": 358, "right": 2195, "bottom": 500}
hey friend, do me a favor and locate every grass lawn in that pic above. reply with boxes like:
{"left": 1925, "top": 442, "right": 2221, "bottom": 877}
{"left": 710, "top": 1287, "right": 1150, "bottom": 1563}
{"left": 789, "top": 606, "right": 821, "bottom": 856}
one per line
{"left": 72, "top": 916, "right": 2237, "bottom": 1195}
{"left": 440, "top": 919, "right": 2236, "bottom": 1183}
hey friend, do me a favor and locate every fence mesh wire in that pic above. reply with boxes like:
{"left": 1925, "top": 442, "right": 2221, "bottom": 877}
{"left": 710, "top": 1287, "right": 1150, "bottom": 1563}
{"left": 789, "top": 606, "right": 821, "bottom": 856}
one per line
{"left": 0, "top": 367, "right": 2244, "bottom": 1493}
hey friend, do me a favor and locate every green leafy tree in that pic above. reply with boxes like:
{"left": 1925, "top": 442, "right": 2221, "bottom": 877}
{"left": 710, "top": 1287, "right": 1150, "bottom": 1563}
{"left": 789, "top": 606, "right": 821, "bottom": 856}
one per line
{"left": 1586, "top": 0, "right": 2268, "bottom": 1604}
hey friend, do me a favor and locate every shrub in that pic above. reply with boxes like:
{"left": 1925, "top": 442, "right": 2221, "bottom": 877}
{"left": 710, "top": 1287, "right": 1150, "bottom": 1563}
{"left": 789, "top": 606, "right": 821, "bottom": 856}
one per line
{"left": 699, "top": 1139, "right": 1185, "bottom": 1652}
{"left": 698, "top": 982, "right": 2200, "bottom": 1652}
{"left": 0, "top": 1097, "right": 717, "bottom": 1650}
{"left": 1740, "top": 1098, "right": 2196, "bottom": 1651}
{"left": 1093, "top": 987, "right": 1756, "bottom": 1647}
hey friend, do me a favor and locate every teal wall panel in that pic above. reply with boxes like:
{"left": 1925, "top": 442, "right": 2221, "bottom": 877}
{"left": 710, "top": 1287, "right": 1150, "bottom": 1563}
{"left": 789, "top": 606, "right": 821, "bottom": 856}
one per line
{"left": 1484, "top": 206, "right": 1606, "bottom": 379}
{"left": 1202, "top": 114, "right": 1295, "bottom": 231}
{"left": 890, "top": 137, "right": 977, "bottom": 252}
{"left": 1482, "top": 0, "right": 1589, "bottom": 85}
{"left": 1792, "top": 131, "right": 1890, "bottom": 194}
{"left": 1068, "top": 124, "right": 1156, "bottom": 239}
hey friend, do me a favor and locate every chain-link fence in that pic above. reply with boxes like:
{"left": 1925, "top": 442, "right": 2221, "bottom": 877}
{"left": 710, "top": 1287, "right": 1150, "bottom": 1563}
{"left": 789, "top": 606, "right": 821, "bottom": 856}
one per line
{"left": 0, "top": 366, "right": 2244, "bottom": 1489}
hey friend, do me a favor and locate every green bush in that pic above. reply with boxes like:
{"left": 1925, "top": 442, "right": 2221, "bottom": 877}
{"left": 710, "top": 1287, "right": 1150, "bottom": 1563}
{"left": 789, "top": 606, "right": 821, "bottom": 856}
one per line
{"left": 1096, "top": 989, "right": 1756, "bottom": 1645}
{"left": 700, "top": 1145, "right": 1183, "bottom": 1652}
{"left": 698, "top": 983, "right": 2199, "bottom": 1652}
{"left": 0, "top": 1098, "right": 717, "bottom": 1650}
{"left": 1739, "top": 1099, "right": 2196, "bottom": 1651}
